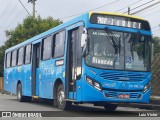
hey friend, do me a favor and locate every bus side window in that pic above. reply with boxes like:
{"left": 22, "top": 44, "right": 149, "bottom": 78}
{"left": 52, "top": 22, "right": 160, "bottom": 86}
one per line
{"left": 53, "top": 31, "right": 65, "bottom": 58}
{"left": 6, "top": 52, "right": 11, "bottom": 68}
{"left": 42, "top": 36, "right": 52, "bottom": 60}
{"left": 24, "top": 44, "right": 32, "bottom": 64}
{"left": 11, "top": 50, "right": 17, "bottom": 67}
{"left": 17, "top": 47, "right": 24, "bottom": 66}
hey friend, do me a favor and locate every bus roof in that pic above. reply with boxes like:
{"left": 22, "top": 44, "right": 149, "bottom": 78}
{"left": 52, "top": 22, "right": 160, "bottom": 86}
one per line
{"left": 5, "top": 12, "right": 148, "bottom": 52}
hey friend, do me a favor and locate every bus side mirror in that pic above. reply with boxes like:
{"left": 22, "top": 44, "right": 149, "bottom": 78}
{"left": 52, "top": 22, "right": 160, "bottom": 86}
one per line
{"left": 137, "top": 31, "right": 142, "bottom": 41}
{"left": 81, "top": 28, "right": 87, "bottom": 48}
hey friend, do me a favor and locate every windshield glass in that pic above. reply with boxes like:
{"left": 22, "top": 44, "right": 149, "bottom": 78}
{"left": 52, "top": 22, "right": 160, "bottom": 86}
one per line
{"left": 85, "top": 29, "right": 151, "bottom": 71}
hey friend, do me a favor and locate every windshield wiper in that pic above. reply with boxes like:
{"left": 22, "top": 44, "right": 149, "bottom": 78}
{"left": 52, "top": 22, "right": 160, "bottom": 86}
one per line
{"left": 104, "top": 27, "right": 120, "bottom": 54}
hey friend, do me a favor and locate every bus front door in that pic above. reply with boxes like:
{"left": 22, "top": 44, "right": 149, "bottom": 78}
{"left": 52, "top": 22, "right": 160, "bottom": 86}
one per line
{"left": 66, "top": 27, "right": 82, "bottom": 100}
{"left": 32, "top": 42, "right": 40, "bottom": 97}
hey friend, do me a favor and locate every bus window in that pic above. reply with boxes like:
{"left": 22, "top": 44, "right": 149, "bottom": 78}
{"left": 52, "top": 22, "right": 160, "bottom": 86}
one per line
{"left": 17, "top": 47, "right": 24, "bottom": 65}
{"left": 42, "top": 36, "right": 52, "bottom": 60}
{"left": 53, "top": 31, "right": 65, "bottom": 58}
{"left": 11, "top": 50, "right": 17, "bottom": 67}
{"left": 24, "top": 44, "right": 32, "bottom": 64}
{"left": 6, "top": 52, "right": 11, "bottom": 68}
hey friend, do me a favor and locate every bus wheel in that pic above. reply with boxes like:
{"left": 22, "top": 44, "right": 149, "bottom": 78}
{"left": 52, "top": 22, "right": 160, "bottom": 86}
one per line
{"left": 17, "top": 84, "right": 25, "bottom": 102}
{"left": 57, "top": 84, "right": 71, "bottom": 110}
{"left": 104, "top": 104, "right": 118, "bottom": 111}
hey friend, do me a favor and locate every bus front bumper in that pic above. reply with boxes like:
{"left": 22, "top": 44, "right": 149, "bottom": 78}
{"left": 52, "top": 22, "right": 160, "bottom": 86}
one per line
{"left": 81, "top": 83, "right": 151, "bottom": 103}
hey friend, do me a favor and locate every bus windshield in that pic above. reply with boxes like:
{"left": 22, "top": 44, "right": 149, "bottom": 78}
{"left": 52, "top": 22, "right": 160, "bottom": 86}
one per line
{"left": 85, "top": 29, "right": 151, "bottom": 71}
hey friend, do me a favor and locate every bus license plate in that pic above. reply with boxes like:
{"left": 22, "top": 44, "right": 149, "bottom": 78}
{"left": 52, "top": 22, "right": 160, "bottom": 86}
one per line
{"left": 118, "top": 94, "right": 130, "bottom": 99}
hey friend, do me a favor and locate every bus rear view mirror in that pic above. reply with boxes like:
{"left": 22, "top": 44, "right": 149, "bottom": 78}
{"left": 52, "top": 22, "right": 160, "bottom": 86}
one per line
{"left": 137, "top": 31, "right": 142, "bottom": 41}
{"left": 81, "top": 28, "right": 87, "bottom": 48}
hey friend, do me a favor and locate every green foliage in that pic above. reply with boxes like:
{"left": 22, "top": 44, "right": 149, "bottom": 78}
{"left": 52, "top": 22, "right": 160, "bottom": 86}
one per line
{"left": 152, "top": 36, "right": 160, "bottom": 55}
{"left": 0, "top": 16, "right": 62, "bottom": 76}
{"left": 4, "top": 16, "right": 62, "bottom": 48}
{"left": 151, "top": 36, "right": 160, "bottom": 96}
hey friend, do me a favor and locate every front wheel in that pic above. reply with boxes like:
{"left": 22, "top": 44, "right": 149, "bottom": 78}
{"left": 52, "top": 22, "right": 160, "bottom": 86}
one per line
{"left": 104, "top": 104, "right": 118, "bottom": 111}
{"left": 57, "top": 84, "right": 71, "bottom": 110}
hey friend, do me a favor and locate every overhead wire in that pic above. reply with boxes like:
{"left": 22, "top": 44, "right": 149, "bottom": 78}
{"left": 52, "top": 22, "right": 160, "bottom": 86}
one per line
{"left": 115, "top": 0, "right": 143, "bottom": 12}
{"left": 19, "top": 0, "right": 31, "bottom": 16}
{"left": 136, "top": 3, "right": 160, "bottom": 15}
{"left": 0, "top": 3, "right": 28, "bottom": 36}
{"left": 59, "top": 0, "right": 121, "bottom": 20}
{"left": 0, "top": 3, "right": 29, "bottom": 37}
{"left": 1, "top": 0, "right": 160, "bottom": 38}
{"left": 0, "top": 0, "right": 13, "bottom": 20}
{"left": 141, "top": 8, "right": 160, "bottom": 17}
{"left": 0, "top": 1, "right": 19, "bottom": 31}
{"left": 123, "top": 0, "right": 155, "bottom": 14}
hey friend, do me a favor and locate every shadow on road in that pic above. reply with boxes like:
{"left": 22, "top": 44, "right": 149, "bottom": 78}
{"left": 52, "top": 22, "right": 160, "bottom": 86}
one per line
{"left": 4, "top": 98, "right": 160, "bottom": 117}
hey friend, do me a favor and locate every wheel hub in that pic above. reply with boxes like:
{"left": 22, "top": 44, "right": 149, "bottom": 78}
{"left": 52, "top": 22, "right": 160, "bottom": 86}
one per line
{"left": 58, "top": 90, "right": 65, "bottom": 105}
{"left": 18, "top": 88, "right": 21, "bottom": 99}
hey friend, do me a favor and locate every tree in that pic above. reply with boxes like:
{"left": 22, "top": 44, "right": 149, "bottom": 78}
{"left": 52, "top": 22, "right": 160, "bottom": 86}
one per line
{"left": 152, "top": 36, "right": 160, "bottom": 55}
{"left": 151, "top": 36, "right": 160, "bottom": 96}
{"left": 0, "top": 16, "right": 62, "bottom": 76}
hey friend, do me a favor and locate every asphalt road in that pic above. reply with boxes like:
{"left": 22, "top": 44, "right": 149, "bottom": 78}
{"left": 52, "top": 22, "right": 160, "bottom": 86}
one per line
{"left": 0, "top": 94, "right": 159, "bottom": 120}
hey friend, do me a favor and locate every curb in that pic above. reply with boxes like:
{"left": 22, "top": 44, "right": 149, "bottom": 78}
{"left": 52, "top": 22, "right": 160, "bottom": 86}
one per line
{"left": 0, "top": 90, "right": 13, "bottom": 95}
{"left": 119, "top": 103, "right": 160, "bottom": 110}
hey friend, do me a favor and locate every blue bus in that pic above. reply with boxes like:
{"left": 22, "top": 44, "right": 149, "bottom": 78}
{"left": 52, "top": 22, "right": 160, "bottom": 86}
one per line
{"left": 4, "top": 12, "right": 152, "bottom": 110}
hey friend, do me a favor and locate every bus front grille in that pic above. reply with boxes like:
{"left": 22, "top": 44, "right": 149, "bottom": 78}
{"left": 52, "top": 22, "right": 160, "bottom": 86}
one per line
{"left": 104, "top": 91, "right": 140, "bottom": 99}
{"left": 99, "top": 72, "right": 147, "bottom": 81}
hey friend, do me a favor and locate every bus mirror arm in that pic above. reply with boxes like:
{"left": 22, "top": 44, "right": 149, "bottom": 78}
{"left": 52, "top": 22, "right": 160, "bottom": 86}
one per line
{"left": 81, "top": 28, "right": 87, "bottom": 57}
{"left": 137, "top": 31, "right": 142, "bottom": 41}
{"left": 81, "top": 28, "right": 87, "bottom": 48}
{"left": 82, "top": 45, "right": 87, "bottom": 57}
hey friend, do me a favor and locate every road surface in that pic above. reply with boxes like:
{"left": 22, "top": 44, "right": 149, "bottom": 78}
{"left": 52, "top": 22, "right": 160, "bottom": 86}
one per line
{"left": 0, "top": 94, "right": 159, "bottom": 119}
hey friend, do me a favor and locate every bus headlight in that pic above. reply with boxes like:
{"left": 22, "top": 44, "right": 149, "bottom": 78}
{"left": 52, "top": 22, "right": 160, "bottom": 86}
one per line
{"left": 86, "top": 77, "right": 93, "bottom": 85}
{"left": 143, "top": 83, "right": 150, "bottom": 93}
{"left": 86, "top": 77, "right": 101, "bottom": 91}
{"left": 94, "top": 82, "right": 101, "bottom": 91}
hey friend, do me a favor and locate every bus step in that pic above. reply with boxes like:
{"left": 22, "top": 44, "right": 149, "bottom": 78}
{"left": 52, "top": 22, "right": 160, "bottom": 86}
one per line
{"left": 65, "top": 99, "right": 76, "bottom": 102}
{"left": 32, "top": 96, "right": 39, "bottom": 99}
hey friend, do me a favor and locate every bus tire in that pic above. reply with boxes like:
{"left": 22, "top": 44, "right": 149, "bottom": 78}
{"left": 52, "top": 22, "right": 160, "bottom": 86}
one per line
{"left": 17, "top": 83, "right": 25, "bottom": 102}
{"left": 104, "top": 104, "right": 118, "bottom": 111}
{"left": 57, "top": 84, "right": 71, "bottom": 110}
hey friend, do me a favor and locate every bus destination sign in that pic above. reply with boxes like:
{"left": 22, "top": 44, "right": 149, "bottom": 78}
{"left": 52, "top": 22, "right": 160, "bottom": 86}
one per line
{"left": 90, "top": 13, "right": 150, "bottom": 30}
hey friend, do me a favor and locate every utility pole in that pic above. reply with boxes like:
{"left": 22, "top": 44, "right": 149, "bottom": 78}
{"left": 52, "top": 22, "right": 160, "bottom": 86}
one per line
{"left": 28, "top": 0, "right": 36, "bottom": 18}
{"left": 128, "top": 7, "right": 130, "bottom": 15}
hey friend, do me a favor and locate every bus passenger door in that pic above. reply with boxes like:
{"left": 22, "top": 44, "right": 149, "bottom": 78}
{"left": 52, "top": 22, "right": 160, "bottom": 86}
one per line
{"left": 66, "top": 27, "right": 82, "bottom": 100}
{"left": 32, "top": 42, "right": 41, "bottom": 97}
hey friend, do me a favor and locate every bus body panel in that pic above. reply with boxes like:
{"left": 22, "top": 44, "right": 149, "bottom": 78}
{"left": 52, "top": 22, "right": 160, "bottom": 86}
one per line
{"left": 39, "top": 58, "right": 66, "bottom": 99}
{"left": 4, "top": 12, "right": 152, "bottom": 105}
{"left": 23, "top": 64, "right": 32, "bottom": 96}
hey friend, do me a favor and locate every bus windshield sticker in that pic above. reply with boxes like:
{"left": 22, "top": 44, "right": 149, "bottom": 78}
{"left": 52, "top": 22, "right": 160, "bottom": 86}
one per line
{"left": 92, "top": 31, "right": 120, "bottom": 38}
{"left": 125, "top": 56, "right": 132, "bottom": 69}
{"left": 92, "top": 57, "right": 113, "bottom": 66}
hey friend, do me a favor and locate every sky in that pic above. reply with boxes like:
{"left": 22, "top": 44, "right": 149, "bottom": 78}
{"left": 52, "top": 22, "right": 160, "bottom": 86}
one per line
{"left": 0, "top": 0, "right": 160, "bottom": 45}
